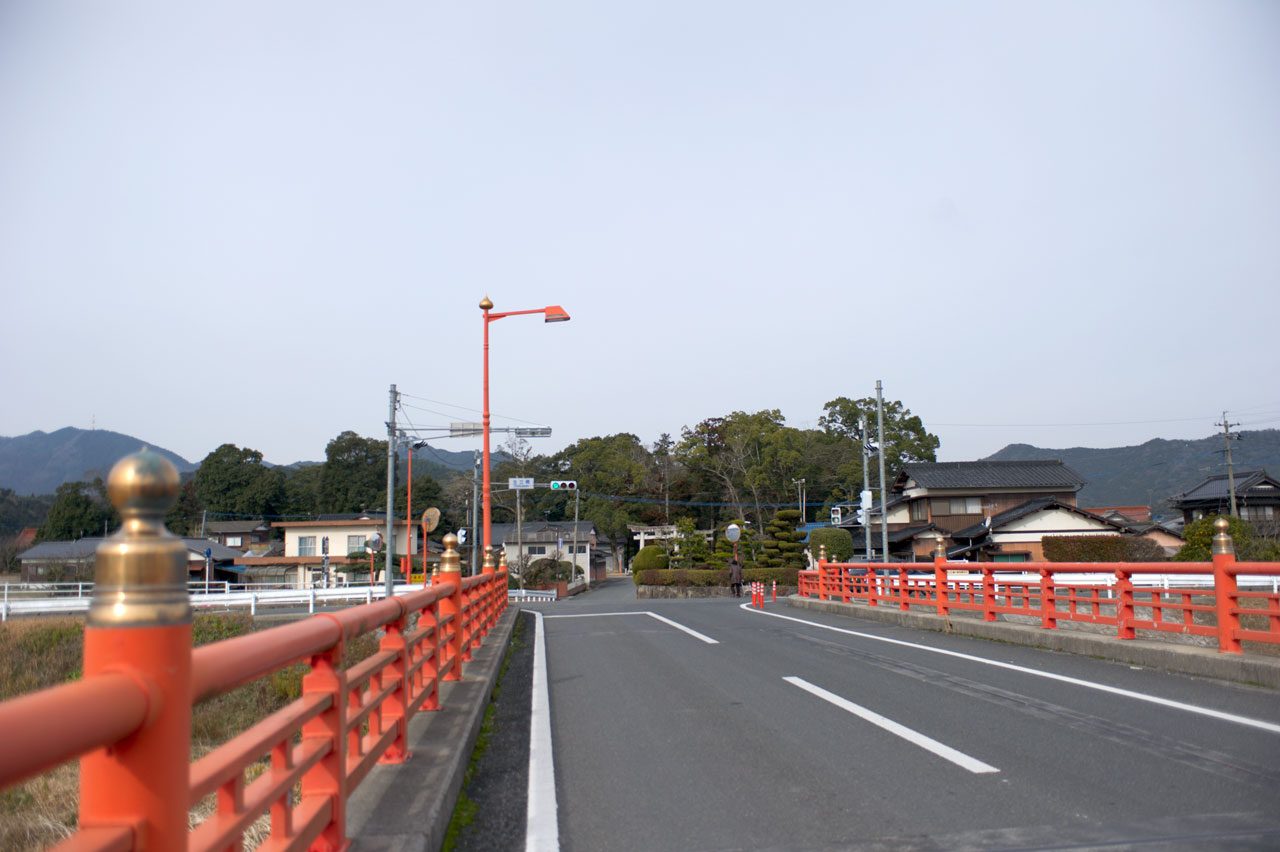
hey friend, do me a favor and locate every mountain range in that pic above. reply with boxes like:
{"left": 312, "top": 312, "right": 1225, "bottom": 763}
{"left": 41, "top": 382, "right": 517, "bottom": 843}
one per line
{"left": 3, "top": 427, "right": 1279, "bottom": 519}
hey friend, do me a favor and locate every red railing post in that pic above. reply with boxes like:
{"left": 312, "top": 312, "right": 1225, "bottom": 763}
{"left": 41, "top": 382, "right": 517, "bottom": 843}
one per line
{"left": 1116, "top": 569, "right": 1136, "bottom": 639}
{"left": 302, "top": 640, "right": 349, "bottom": 851}
{"left": 1040, "top": 567, "right": 1057, "bottom": 629}
{"left": 377, "top": 604, "right": 412, "bottom": 765}
{"left": 1211, "top": 518, "right": 1242, "bottom": 654}
{"left": 78, "top": 450, "right": 193, "bottom": 852}
{"left": 817, "top": 546, "right": 829, "bottom": 601}
{"left": 439, "top": 534, "right": 464, "bottom": 680}
{"left": 982, "top": 566, "right": 996, "bottom": 621}
{"left": 933, "top": 540, "right": 949, "bottom": 617}
{"left": 898, "top": 564, "right": 910, "bottom": 611}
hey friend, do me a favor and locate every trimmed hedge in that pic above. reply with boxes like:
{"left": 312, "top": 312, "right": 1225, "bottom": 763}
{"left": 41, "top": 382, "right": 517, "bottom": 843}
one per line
{"left": 1042, "top": 535, "right": 1167, "bottom": 562}
{"left": 635, "top": 567, "right": 799, "bottom": 587}
{"left": 808, "top": 526, "right": 854, "bottom": 562}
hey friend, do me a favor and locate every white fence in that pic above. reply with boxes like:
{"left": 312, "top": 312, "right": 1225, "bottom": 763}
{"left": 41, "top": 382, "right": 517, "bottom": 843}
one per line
{"left": 1, "top": 581, "right": 566, "bottom": 621}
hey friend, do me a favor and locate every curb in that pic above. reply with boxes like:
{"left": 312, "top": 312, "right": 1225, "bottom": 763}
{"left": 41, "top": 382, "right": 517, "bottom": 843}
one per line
{"left": 346, "top": 606, "right": 519, "bottom": 852}
{"left": 786, "top": 595, "right": 1280, "bottom": 689}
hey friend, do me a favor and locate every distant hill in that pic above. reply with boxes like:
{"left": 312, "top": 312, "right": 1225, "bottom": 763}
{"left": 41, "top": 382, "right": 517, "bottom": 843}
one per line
{"left": 984, "top": 429, "right": 1280, "bottom": 517}
{"left": 0, "top": 428, "right": 194, "bottom": 496}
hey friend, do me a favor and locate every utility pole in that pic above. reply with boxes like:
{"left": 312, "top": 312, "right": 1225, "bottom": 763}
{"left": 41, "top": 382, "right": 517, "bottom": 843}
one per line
{"left": 573, "top": 488, "right": 583, "bottom": 589}
{"left": 876, "top": 380, "right": 888, "bottom": 562}
{"left": 384, "top": 384, "right": 398, "bottom": 597}
{"left": 792, "top": 478, "right": 806, "bottom": 524}
{"left": 861, "top": 415, "right": 871, "bottom": 561}
{"left": 471, "top": 451, "right": 481, "bottom": 576}
{"left": 515, "top": 487, "right": 524, "bottom": 589}
{"left": 1217, "top": 412, "right": 1241, "bottom": 518}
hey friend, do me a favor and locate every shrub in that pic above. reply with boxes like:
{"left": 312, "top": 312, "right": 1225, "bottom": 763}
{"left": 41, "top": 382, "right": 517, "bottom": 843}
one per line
{"left": 631, "top": 545, "right": 669, "bottom": 581}
{"left": 1174, "top": 515, "right": 1280, "bottom": 562}
{"left": 808, "top": 526, "right": 854, "bottom": 563}
{"left": 1043, "top": 535, "right": 1168, "bottom": 563}
{"left": 633, "top": 567, "right": 799, "bottom": 587}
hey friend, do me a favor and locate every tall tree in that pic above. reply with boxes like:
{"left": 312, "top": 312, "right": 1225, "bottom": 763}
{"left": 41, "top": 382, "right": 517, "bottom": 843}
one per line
{"left": 193, "top": 444, "right": 285, "bottom": 518}
{"left": 818, "top": 397, "right": 940, "bottom": 476}
{"left": 37, "top": 479, "right": 118, "bottom": 541}
{"left": 317, "top": 432, "right": 387, "bottom": 514}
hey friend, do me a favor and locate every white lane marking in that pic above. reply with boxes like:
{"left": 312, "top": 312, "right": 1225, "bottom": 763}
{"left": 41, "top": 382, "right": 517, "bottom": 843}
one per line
{"left": 785, "top": 676, "right": 1000, "bottom": 774}
{"left": 526, "top": 610, "right": 559, "bottom": 852}
{"left": 544, "top": 611, "right": 718, "bottom": 644}
{"left": 743, "top": 603, "right": 1280, "bottom": 735}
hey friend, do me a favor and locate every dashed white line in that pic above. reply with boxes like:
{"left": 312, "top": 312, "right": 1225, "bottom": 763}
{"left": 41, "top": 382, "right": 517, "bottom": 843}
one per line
{"left": 743, "top": 603, "right": 1280, "bottom": 735}
{"left": 785, "top": 676, "right": 999, "bottom": 774}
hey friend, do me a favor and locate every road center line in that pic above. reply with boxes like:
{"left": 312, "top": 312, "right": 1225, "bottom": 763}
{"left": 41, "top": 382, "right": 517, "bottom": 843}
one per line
{"left": 785, "top": 676, "right": 999, "bottom": 774}
{"left": 745, "top": 603, "right": 1280, "bottom": 735}
{"left": 526, "top": 610, "right": 559, "bottom": 852}
{"left": 544, "top": 611, "right": 718, "bottom": 644}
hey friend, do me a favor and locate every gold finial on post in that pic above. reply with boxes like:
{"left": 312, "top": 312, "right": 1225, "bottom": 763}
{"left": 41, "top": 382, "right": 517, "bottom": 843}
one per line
{"left": 1211, "top": 517, "right": 1235, "bottom": 556}
{"left": 819, "top": 544, "right": 827, "bottom": 563}
{"left": 935, "top": 538, "right": 947, "bottom": 559}
{"left": 482, "top": 544, "right": 497, "bottom": 575}
{"left": 439, "top": 533, "right": 462, "bottom": 575}
{"left": 497, "top": 548, "right": 508, "bottom": 572}
{"left": 90, "top": 448, "right": 190, "bottom": 626}
{"left": 479, "top": 295, "right": 493, "bottom": 311}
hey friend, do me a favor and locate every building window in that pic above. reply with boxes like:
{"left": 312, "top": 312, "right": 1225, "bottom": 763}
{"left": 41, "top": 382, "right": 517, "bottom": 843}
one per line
{"left": 910, "top": 501, "right": 928, "bottom": 522}
{"left": 226, "top": 536, "right": 242, "bottom": 547}
{"left": 528, "top": 545, "right": 547, "bottom": 555}
{"left": 992, "top": 553, "right": 1028, "bottom": 563}
{"left": 950, "top": 497, "right": 982, "bottom": 515}
{"left": 572, "top": 545, "right": 587, "bottom": 554}
{"left": 298, "top": 536, "right": 317, "bottom": 556}
{"left": 348, "top": 535, "right": 366, "bottom": 553}
{"left": 1241, "top": 505, "right": 1274, "bottom": 522}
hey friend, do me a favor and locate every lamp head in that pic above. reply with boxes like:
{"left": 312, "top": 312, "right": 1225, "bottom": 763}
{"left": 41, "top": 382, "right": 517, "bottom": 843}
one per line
{"left": 544, "top": 305, "right": 570, "bottom": 323}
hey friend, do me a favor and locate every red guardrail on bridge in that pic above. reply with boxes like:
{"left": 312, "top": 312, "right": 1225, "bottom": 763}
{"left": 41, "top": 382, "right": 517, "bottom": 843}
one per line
{"left": 799, "top": 527, "right": 1280, "bottom": 653}
{"left": 0, "top": 450, "right": 510, "bottom": 852}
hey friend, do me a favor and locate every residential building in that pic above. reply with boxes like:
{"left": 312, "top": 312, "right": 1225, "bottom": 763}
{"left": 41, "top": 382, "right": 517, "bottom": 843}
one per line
{"left": 18, "top": 538, "right": 246, "bottom": 583}
{"left": 204, "top": 520, "right": 272, "bottom": 549}
{"left": 948, "top": 498, "right": 1127, "bottom": 562}
{"left": 490, "top": 521, "right": 609, "bottom": 580}
{"left": 1170, "top": 470, "right": 1280, "bottom": 528}
{"left": 234, "top": 513, "right": 425, "bottom": 587}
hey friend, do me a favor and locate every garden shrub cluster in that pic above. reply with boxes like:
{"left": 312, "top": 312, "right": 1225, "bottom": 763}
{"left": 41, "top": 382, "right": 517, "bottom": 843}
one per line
{"left": 808, "top": 526, "right": 854, "bottom": 562}
{"left": 1042, "top": 535, "right": 1168, "bottom": 563}
{"left": 634, "top": 567, "right": 799, "bottom": 587}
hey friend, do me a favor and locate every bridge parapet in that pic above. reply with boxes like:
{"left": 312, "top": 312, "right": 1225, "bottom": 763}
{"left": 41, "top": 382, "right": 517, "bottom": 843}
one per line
{"left": 0, "top": 449, "right": 511, "bottom": 852}
{"left": 802, "top": 518, "right": 1280, "bottom": 654}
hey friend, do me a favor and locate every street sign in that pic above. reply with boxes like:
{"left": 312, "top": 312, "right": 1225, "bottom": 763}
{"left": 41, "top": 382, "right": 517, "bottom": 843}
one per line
{"left": 204, "top": 547, "right": 212, "bottom": 559}
{"left": 509, "top": 477, "right": 535, "bottom": 490}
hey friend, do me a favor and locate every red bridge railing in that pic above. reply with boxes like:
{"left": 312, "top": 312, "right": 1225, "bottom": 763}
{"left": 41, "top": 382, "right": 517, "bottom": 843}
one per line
{"left": 799, "top": 525, "right": 1280, "bottom": 654}
{"left": 0, "top": 449, "right": 510, "bottom": 852}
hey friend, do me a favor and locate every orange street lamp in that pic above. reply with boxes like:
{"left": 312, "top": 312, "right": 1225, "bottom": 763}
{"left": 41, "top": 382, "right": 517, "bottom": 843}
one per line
{"left": 481, "top": 295, "right": 569, "bottom": 567}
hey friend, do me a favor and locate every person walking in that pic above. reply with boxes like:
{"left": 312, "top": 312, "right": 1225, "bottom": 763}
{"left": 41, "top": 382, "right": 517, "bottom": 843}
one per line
{"left": 728, "top": 558, "right": 743, "bottom": 597}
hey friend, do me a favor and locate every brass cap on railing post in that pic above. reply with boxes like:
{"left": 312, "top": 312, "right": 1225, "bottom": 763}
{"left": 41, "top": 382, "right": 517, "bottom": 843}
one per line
{"left": 819, "top": 544, "right": 827, "bottom": 564}
{"left": 482, "top": 545, "right": 497, "bottom": 575}
{"left": 90, "top": 448, "right": 191, "bottom": 627}
{"left": 497, "top": 548, "right": 508, "bottom": 572}
{"left": 1211, "top": 517, "right": 1235, "bottom": 556}
{"left": 439, "top": 534, "right": 462, "bottom": 575}
{"left": 934, "top": 539, "right": 947, "bottom": 559}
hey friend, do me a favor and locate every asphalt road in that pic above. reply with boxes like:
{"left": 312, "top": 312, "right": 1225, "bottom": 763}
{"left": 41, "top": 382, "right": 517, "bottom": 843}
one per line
{"left": 519, "top": 578, "right": 1280, "bottom": 852}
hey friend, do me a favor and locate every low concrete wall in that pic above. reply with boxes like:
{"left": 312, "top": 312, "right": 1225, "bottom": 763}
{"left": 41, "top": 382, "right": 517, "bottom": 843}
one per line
{"left": 787, "top": 594, "right": 1280, "bottom": 689}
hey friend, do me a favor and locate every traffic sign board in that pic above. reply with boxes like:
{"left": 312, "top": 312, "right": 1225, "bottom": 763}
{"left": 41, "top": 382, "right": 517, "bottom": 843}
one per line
{"left": 509, "top": 477, "right": 535, "bottom": 490}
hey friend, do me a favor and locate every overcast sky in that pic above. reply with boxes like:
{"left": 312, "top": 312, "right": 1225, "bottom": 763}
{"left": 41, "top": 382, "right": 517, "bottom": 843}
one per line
{"left": 2, "top": 1, "right": 1277, "bottom": 467}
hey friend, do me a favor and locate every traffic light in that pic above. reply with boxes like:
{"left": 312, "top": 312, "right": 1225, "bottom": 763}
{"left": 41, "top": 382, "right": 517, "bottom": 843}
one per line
{"left": 550, "top": 480, "right": 577, "bottom": 490}
{"left": 856, "top": 507, "right": 867, "bottom": 525}
{"left": 457, "top": 528, "right": 468, "bottom": 545}
{"left": 830, "top": 507, "right": 841, "bottom": 525}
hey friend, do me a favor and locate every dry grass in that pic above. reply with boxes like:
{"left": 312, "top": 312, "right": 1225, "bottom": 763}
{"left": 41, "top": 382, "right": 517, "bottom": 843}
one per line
{"left": 0, "top": 614, "right": 380, "bottom": 852}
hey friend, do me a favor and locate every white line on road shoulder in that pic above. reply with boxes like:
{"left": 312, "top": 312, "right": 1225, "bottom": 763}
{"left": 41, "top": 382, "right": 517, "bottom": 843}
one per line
{"left": 544, "top": 611, "right": 718, "bottom": 644}
{"left": 785, "top": 676, "right": 999, "bottom": 774}
{"left": 526, "top": 610, "right": 559, "bottom": 852}
{"left": 744, "top": 603, "right": 1280, "bottom": 735}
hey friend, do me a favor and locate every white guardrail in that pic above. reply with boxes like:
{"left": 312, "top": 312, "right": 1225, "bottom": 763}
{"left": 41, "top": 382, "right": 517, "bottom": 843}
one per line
{"left": 1, "top": 579, "right": 581, "bottom": 620}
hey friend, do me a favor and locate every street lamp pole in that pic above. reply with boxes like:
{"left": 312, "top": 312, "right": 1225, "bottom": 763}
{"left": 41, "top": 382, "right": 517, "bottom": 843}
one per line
{"left": 480, "top": 295, "right": 570, "bottom": 559}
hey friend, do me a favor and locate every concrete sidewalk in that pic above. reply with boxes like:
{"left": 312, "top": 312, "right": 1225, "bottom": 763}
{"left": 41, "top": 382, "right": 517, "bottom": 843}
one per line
{"left": 346, "top": 606, "right": 518, "bottom": 852}
{"left": 787, "top": 595, "right": 1280, "bottom": 689}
